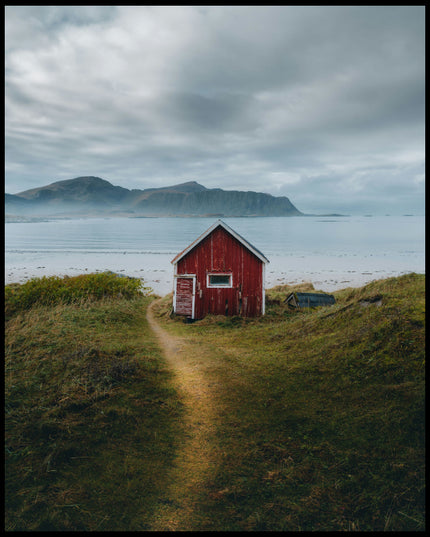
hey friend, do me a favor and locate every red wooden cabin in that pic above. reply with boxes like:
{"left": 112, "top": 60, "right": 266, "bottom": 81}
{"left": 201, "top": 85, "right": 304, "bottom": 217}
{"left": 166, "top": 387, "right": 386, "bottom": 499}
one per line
{"left": 171, "top": 220, "right": 269, "bottom": 319}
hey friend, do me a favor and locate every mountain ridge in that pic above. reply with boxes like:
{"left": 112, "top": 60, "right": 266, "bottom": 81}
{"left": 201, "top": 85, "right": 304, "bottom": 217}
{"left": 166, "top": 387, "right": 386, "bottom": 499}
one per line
{"left": 6, "top": 176, "right": 303, "bottom": 217}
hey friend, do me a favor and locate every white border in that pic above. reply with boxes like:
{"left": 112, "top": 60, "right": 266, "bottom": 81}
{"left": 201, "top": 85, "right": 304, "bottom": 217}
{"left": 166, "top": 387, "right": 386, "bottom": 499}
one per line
{"left": 206, "top": 272, "right": 233, "bottom": 288}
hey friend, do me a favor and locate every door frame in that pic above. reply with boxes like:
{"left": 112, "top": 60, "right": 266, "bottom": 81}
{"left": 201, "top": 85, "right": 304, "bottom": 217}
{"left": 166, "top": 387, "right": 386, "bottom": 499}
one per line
{"left": 173, "top": 274, "right": 196, "bottom": 319}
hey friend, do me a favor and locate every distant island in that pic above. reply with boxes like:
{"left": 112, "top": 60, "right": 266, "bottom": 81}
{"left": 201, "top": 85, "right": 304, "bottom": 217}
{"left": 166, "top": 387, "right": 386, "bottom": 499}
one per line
{"left": 5, "top": 176, "right": 305, "bottom": 218}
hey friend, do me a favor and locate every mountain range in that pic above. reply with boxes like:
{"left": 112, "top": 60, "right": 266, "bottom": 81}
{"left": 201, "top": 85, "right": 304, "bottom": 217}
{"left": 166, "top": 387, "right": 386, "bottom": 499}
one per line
{"left": 5, "top": 176, "right": 303, "bottom": 217}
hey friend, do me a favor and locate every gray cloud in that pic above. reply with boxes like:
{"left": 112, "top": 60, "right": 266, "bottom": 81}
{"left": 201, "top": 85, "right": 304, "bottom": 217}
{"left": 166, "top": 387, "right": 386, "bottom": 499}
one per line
{"left": 5, "top": 5, "right": 425, "bottom": 214}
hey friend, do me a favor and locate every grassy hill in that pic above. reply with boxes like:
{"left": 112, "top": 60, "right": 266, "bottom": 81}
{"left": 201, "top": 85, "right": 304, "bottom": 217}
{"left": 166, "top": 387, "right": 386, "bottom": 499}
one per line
{"left": 5, "top": 272, "right": 425, "bottom": 530}
{"left": 149, "top": 273, "right": 425, "bottom": 531}
{"left": 5, "top": 274, "right": 184, "bottom": 530}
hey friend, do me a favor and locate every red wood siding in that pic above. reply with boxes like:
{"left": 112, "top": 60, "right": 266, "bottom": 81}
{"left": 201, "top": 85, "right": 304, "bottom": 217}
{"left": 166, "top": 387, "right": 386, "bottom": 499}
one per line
{"left": 176, "top": 226, "right": 264, "bottom": 318}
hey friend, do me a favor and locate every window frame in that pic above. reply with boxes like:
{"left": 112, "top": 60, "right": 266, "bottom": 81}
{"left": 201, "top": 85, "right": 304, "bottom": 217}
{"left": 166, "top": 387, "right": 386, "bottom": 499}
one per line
{"left": 206, "top": 273, "right": 233, "bottom": 288}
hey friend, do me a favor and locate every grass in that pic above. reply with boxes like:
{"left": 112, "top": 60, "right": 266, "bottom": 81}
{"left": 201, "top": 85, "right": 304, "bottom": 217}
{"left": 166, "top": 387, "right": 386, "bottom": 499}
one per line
{"left": 151, "top": 273, "right": 425, "bottom": 531}
{"left": 5, "top": 272, "right": 425, "bottom": 531}
{"left": 5, "top": 274, "right": 184, "bottom": 531}
{"left": 4, "top": 272, "right": 149, "bottom": 319}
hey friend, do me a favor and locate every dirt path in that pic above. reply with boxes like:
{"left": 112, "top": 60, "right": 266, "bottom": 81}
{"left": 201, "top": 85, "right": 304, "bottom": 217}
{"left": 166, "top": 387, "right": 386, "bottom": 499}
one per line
{"left": 146, "top": 300, "right": 220, "bottom": 530}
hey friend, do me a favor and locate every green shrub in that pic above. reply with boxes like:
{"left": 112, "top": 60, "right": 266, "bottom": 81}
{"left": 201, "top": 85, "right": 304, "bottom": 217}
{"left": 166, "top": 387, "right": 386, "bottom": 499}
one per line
{"left": 5, "top": 273, "right": 150, "bottom": 317}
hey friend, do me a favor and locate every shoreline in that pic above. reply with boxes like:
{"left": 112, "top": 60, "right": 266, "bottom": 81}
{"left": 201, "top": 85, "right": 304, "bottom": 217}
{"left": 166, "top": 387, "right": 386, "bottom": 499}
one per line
{"left": 6, "top": 216, "right": 424, "bottom": 296}
{"left": 5, "top": 263, "right": 420, "bottom": 296}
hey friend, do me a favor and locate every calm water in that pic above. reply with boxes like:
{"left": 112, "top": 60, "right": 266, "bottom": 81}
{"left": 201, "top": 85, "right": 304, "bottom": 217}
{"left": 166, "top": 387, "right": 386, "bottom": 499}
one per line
{"left": 5, "top": 216, "right": 425, "bottom": 295}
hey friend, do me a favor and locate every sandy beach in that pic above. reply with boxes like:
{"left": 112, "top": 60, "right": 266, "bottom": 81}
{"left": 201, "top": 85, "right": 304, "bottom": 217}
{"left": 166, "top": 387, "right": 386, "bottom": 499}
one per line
{"left": 4, "top": 249, "right": 417, "bottom": 296}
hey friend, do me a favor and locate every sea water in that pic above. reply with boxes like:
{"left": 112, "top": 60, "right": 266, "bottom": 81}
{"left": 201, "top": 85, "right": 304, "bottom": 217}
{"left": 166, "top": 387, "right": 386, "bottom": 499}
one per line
{"left": 5, "top": 216, "right": 425, "bottom": 295}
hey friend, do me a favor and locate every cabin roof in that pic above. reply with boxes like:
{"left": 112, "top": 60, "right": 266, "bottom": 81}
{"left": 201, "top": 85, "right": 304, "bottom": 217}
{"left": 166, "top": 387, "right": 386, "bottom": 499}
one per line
{"left": 286, "top": 292, "right": 336, "bottom": 307}
{"left": 171, "top": 219, "right": 269, "bottom": 265}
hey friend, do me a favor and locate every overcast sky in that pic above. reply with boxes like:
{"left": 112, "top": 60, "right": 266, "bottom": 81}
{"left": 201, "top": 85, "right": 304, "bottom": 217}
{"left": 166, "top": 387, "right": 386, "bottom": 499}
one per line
{"left": 5, "top": 5, "right": 425, "bottom": 215}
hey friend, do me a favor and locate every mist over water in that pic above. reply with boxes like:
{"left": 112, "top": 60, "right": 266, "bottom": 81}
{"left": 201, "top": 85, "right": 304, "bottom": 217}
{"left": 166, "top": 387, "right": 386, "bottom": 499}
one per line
{"left": 5, "top": 216, "right": 425, "bottom": 295}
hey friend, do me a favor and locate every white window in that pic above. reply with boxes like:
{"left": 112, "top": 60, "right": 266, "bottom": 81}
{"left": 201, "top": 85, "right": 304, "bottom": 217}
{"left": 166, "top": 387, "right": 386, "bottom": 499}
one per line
{"left": 207, "top": 273, "right": 233, "bottom": 288}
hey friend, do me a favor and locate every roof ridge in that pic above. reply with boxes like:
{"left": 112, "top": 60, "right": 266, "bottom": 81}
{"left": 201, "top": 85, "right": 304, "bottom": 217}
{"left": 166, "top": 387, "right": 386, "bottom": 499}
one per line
{"left": 171, "top": 219, "right": 269, "bottom": 265}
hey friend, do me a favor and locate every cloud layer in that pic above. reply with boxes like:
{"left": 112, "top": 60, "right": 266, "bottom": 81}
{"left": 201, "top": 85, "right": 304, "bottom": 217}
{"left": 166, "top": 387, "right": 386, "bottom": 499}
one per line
{"left": 5, "top": 6, "right": 425, "bottom": 214}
